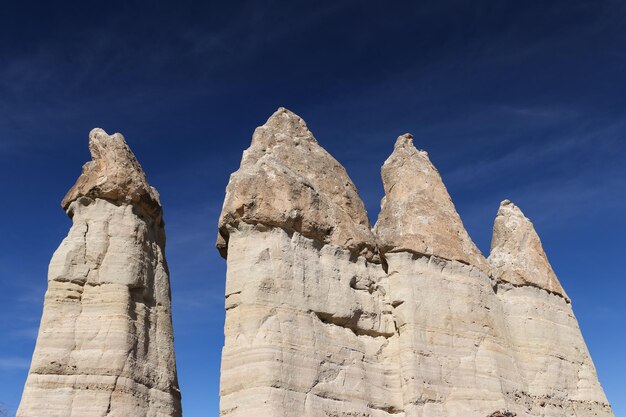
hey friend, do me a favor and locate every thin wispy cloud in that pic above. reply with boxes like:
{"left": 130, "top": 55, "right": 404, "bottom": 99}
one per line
{"left": 0, "top": 357, "right": 30, "bottom": 371}
{"left": 7, "top": 327, "right": 39, "bottom": 341}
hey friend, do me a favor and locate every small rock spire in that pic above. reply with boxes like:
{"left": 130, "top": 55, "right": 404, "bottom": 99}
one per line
{"left": 62, "top": 128, "right": 162, "bottom": 222}
{"left": 373, "top": 134, "right": 488, "bottom": 270}
{"left": 488, "top": 200, "right": 568, "bottom": 299}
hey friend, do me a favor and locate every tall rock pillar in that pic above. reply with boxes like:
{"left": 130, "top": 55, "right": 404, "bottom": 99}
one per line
{"left": 18, "top": 129, "right": 182, "bottom": 417}
{"left": 217, "top": 109, "right": 613, "bottom": 417}
{"left": 373, "top": 134, "right": 523, "bottom": 416}
{"left": 489, "top": 200, "right": 612, "bottom": 417}
{"left": 217, "top": 108, "right": 400, "bottom": 417}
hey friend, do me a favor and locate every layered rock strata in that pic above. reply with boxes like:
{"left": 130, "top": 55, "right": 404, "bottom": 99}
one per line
{"left": 18, "top": 129, "right": 182, "bottom": 417}
{"left": 217, "top": 108, "right": 612, "bottom": 417}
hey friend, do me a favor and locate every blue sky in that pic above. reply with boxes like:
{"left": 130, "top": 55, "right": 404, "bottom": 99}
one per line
{"left": 1, "top": 1, "right": 625, "bottom": 416}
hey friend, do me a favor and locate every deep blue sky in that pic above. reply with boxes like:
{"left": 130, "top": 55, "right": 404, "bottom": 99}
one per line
{"left": 1, "top": 1, "right": 625, "bottom": 416}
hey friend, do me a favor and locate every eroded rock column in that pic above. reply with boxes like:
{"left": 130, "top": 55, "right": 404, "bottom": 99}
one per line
{"left": 218, "top": 108, "right": 401, "bottom": 417}
{"left": 217, "top": 108, "right": 613, "bottom": 417}
{"left": 18, "top": 129, "right": 182, "bottom": 417}
{"left": 374, "top": 135, "right": 523, "bottom": 417}
{"left": 489, "top": 200, "right": 612, "bottom": 417}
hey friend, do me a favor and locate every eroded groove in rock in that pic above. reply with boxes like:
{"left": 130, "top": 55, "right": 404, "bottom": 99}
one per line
{"left": 18, "top": 129, "right": 182, "bottom": 417}
{"left": 218, "top": 108, "right": 613, "bottom": 417}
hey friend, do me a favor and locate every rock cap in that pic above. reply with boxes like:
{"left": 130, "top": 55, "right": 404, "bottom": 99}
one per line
{"left": 488, "top": 200, "right": 568, "bottom": 299}
{"left": 62, "top": 128, "right": 162, "bottom": 221}
{"left": 374, "top": 134, "right": 488, "bottom": 271}
{"left": 217, "top": 107, "right": 376, "bottom": 259}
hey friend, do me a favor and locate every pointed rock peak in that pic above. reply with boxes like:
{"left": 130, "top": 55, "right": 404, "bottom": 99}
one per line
{"left": 265, "top": 106, "right": 308, "bottom": 130}
{"left": 391, "top": 132, "right": 426, "bottom": 154}
{"left": 250, "top": 107, "right": 318, "bottom": 150}
{"left": 374, "top": 135, "right": 488, "bottom": 271}
{"left": 217, "top": 108, "right": 375, "bottom": 260}
{"left": 489, "top": 200, "right": 568, "bottom": 300}
{"left": 62, "top": 128, "right": 162, "bottom": 222}
{"left": 394, "top": 133, "right": 414, "bottom": 149}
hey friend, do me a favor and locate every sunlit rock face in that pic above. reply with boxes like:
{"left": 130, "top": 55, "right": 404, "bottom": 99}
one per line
{"left": 18, "top": 130, "right": 182, "bottom": 417}
{"left": 217, "top": 108, "right": 612, "bottom": 417}
{"left": 374, "top": 134, "right": 488, "bottom": 271}
{"left": 489, "top": 201, "right": 611, "bottom": 417}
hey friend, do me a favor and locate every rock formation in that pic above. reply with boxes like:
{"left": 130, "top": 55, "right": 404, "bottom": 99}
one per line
{"left": 217, "top": 108, "right": 613, "bottom": 417}
{"left": 489, "top": 200, "right": 567, "bottom": 298}
{"left": 18, "top": 129, "right": 182, "bottom": 417}
{"left": 373, "top": 134, "right": 488, "bottom": 270}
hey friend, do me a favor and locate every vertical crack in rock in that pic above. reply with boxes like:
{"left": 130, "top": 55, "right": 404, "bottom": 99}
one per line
{"left": 217, "top": 109, "right": 613, "bottom": 417}
{"left": 18, "top": 129, "right": 182, "bottom": 417}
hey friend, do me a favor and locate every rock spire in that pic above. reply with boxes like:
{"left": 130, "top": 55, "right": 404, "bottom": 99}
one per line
{"left": 489, "top": 199, "right": 567, "bottom": 298}
{"left": 62, "top": 128, "right": 162, "bottom": 222}
{"left": 217, "top": 108, "right": 613, "bottom": 417}
{"left": 18, "top": 129, "right": 182, "bottom": 417}
{"left": 217, "top": 107, "right": 376, "bottom": 260}
{"left": 374, "top": 133, "right": 488, "bottom": 271}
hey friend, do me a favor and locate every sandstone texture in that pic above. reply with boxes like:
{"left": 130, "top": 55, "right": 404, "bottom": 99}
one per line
{"left": 374, "top": 134, "right": 488, "bottom": 272}
{"left": 18, "top": 129, "right": 182, "bottom": 417}
{"left": 62, "top": 128, "right": 162, "bottom": 222}
{"left": 217, "top": 108, "right": 613, "bottom": 417}
{"left": 217, "top": 107, "right": 376, "bottom": 260}
{"left": 489, "top": 200, "right": 567, "bottom": 298}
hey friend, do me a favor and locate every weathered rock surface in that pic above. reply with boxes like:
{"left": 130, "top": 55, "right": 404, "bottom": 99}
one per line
{"left": 18, "top": 129, "right": 182, "bottom": 417}
{"left": 62, "top": 128, "right": 162, "bottom": 222}
{"left": 489, "top": 200, "right": 567, "bottom": 298}
{"left": 490, "top": 200, "right": 610, "bottom": 416}
{"left": 217, "top": 108, "right": 613, "bottom": 417}
{"left": 374, "top": 134, "right": 488, "bottom": 271}
{"left": 217, "top": 107, "right": 376, "bottom": 260}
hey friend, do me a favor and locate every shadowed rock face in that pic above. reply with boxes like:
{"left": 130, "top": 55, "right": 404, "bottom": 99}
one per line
{"left": 217, "top": 108, "right": 613, "bottom": 417}
{"left": 18, "top": 130, "right": 181, "bottom": 417}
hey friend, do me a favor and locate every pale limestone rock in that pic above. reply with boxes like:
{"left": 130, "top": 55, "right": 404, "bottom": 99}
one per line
{"left": 373, "top": 134, "right": 488, "bottom": 271}
{"left": 496, "top": 285, "right": 612, "bottom": 417}
{"left": 489, "top": 200, "right": 611, "bottom": 417}
{"left": 383, "top": 251, "right": 524, "bottom": 416}
{"left": 18, "top": 130, "right": 181, "bottom": 417}
{"left": 221, "top": 224, "right": 401, "bottom": 417}
{"left": 217, "top": 107, "right": 376, "bottom": 260}
{"left": 217, "top": 109, "right": 613, "bottom": 417}
{"left": 489, "top": 200, "right": 567, "bottom": 298}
